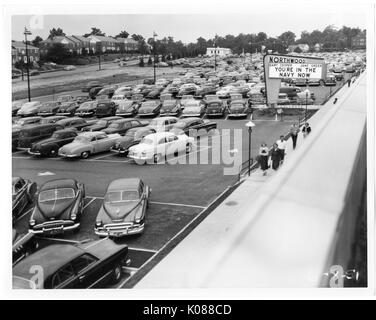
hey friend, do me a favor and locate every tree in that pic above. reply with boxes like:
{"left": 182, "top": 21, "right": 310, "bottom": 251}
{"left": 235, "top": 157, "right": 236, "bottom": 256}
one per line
{"left": 44, "top": 43, "right": 70, "bottom": 63}
{"left": 115, "top": 30, "right": 129, "bottom": 38}
{"left": 278, "top": 31, "right": 296, "bottom": 46}
{"left": 31, "top": 36, "right": 43, "bottom": 47}
{"left": 84, "top": 27, "right": 105, "bottom": 37}
{"left": 48, "top": 28, "right": 65, "bottom": 39}
{"left": 131, "top": 34, "right": 144, "bottom": 41}
{"left": 294, "top": 46, "right": 302, "bottom": 53}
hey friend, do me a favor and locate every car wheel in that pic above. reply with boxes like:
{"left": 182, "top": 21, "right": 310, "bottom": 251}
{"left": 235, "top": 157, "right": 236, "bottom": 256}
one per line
{"left": 111, "top": 264, "right": 122, "bottom": 284}
{"left": 186, "top": 143, "right": 192, "bottom": 153}
{"left": 81, "top": 151, "right": 90, "bottom": 159}
{"left": 49, "top": 148, "right": 58, "bottom": 157}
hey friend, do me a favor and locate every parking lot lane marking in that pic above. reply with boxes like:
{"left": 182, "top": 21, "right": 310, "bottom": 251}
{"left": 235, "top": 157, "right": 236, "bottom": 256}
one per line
{"left": 12, "top": 156, "right": 32, "bottom": 160}
{"left": 83, "top": 197, "right": 96, "bottom": 210}
{"left": 84, "top": 158, "right": 132, "bottom": 164}
{"left": 150, "top": 201, "right": 206, "bottom": 209}
{"left": 128, "top": 247, "right": 157, "bottom": 253}
{"left": 39, "top": 237, "right": 80, "bottom": 244}
{"left": 89, "top": 153, "right": 116, "bottom": 161}
{"left": 16, "top": 207, "right": 34, "bottom": 221}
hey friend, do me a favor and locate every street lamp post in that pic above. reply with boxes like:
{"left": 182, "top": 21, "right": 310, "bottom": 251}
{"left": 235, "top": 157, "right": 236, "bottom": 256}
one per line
{"left": 304, "top": 88, "right": 309, "bottom": 122}
{"left": 153, "top": 31, "right": 157, "bottom": 84}
{"left": 214, "top": 34, "right": 218, "bottom": 72}
{"left": 24, "top": 27, "right": 32, "bottom": 102}
{"left": 245, "top": 121, "right": 255, "bottom": 176}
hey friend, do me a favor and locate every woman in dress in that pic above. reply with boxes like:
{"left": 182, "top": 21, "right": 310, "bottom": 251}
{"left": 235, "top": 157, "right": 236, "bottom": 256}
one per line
{"left": 258, "top": 142, "right": 269, "bottom": 176}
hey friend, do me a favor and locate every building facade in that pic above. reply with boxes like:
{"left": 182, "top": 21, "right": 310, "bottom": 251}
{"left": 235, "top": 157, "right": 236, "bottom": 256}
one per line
{"left": 11, "top": 41, "right": 40, "bottom": 65}
{"left": 115, "top": 37, "right": 139, "bottom": 52}
{"left": 352, "top": 31, "right": 366, "bottom": 49}
{"left": 206, "top": 47, "right": 232, "bottom": 56}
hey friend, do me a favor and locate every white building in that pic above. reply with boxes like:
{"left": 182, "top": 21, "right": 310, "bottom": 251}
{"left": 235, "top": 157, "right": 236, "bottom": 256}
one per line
{"left": 206, "top": 47, "right": 232, "bottom": 57}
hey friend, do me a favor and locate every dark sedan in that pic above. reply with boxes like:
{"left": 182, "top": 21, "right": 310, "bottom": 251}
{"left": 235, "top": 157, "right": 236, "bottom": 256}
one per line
{"left": 115, "top": 100, "right": 140, "bottom": 117}
{"left": 75, "top": 101, "right": 98, "bottom": 117}
{"left": 82, "top": 81, "right": 101, "bottom": 92}
{"left": 103, "top": 118, "right": 148, "bottom": 135}
{"left": 111, "top": 127, "right": 156, "bottom": 156}
{"left": 89, "top": 86, "right": 104, "bottom": 99}
{"left": 12, "top": 177, "right": 37, "bottom": 222}
{"left": 159, "top": 99, "right": 182, "bottom": 117}
{"left": 97, "top": 87, "right": 116, "bottom": 99}
{"left": 13, "top": 238, "right": 131, "bottom": 288}
{"left": 28, "top": 129, "right": 78, "bottom": 157}
{"left": 55, "top": 117, "right": 94, "bottom": 131}
{"left": 95, "top": 178, "right": 151, "bottom": 237}
{"left": 37, "top": 101, "right": 61, "bottom": 116}
{"left": 95, "top": 100, "right": 117, "bottom": 118}
{"left": 227, "top": 100, "right": 249, "bottom": 118}
{"left": 194, "top": 85, "right": 217, "bottom": 99}
{"left": 170, "top": 117, "right": 217, "bottom": 137}
{"left": 29, "top": 179, "right": 85, "bottom": 235}
{"left": 82, "top": 116, "right": 122, "bottom": 132}
{"left": 137, "top": 101, "right": 162, "bottom": 117}
{"left": 56, "top": 102, "right": 80, "bottom": 117}
{"left": 146, "top": 86, "right": 164, "bottom": 99}
{"left": 75, "top": 95, "right": 91, "bottom": 105}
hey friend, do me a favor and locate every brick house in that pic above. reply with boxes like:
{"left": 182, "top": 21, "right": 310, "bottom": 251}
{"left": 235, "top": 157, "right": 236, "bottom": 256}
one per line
{"left": 116, "top": 37, "right": 139, "bottom": 52}
{"left": 39, "top": 36, "right": 77, "bottom": 56}
{"left": 11, "top": 40, "right": 40, "bottom": 65}
{"left": 86, "top": 35, "right": 121, "bottom": 53}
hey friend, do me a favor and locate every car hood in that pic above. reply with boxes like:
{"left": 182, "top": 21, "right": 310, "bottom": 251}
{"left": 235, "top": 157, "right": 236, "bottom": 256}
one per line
{"left": 115, "top": 137, "right": 135, "bottom": 148}
{"left": 32, "top": 137, "right": 57, "bottom": 147}
{"left": 103, "top": 200, "right": 142, "bottom": 221}
{"left": 207, "top": 104, "right": 222, "bottom": 110}
{"left": 19, "top": 105, "right": 39, "bottom": 113}
{"left": 139, "top": 106, "right": 157, "bottom": 113}
{"left": 183, "top": 107, "right": 201, "bottom": 113}
{"left": 37, "top": 197, "right": 75, "bottom": 219}
{"left": 161, "top": 105, "right": 177, "bottom": 112}
{"left": 117, "top": 104, "right": 134, "bottom": 111}
{"left": 230, "top": 105, "right": 246, "bottom": 111}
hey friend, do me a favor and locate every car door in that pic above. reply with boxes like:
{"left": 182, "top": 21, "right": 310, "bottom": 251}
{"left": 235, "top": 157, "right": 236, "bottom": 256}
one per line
{"left": 156, "top": 137, "right": 168, "bottom": 157}
{"left": 166, "top": 135, "right": 180, "bottom": 155}
{"left": 70, "top": 253, "right": 107, "bottom": 288}
{"left": 60, "top": 132, "right": 77, "bottom": 147}
{"left": 93, "top": 134, "right": 108, "bottom": 153}
{"left": 50, "top": 263, "right": 78, "bottom": 289}
{"left": 120, "top": 121, "right": 132, "bottom": 135}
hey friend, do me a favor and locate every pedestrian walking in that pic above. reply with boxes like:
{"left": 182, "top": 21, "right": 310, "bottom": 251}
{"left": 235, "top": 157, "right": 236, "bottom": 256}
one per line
{"left": 269, "top": 143, "right": 282, "bottom": 171}
{"left": 258, "top": 143, "right": 269, "bottom": 176}
{"left": 347, "top": 79, "right": 351, "bottom": 87}
{"left": 276, "top": 135, "right": 287, "bottom": 164}
{"left": 302, "top": 122, "right": 311, "bottom": 138}
{"left": 289, "top": 123, "right": 300, "bottom": 150}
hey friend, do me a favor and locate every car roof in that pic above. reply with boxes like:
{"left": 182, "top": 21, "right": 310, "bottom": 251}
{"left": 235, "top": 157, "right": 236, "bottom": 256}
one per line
{"left": 54, "top": 128, "right": 77, "bottom": 134}
{"left": 13, "top": 244, "right": 85, "bottom": 280}
{"left": 144, "top": 131, "right": 174, "bottom": 140}
{"left": 113, "top": 118, "right": 136, "bottom": 123}
{"left": 21, "top": 123, "right": 60, "bottom": 130}
{"left": 107, "top": 178, "right": 141, "bottom": 191}
{"left": 40, "top": 178, "right": 77, "bottom": 191}
{"left": 56, "top": 118, "right": 82, "bottom": 124}
{"left": 78, "top": 131, "right": 106, "bottom": 138}
{"left": 102, "top": 116, "right": 121, "bottom": 121}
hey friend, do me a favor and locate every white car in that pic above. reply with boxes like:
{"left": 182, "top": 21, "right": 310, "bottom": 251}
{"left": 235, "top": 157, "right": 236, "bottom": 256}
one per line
{"left": 17, "top": 101, "right": 42, "bottom": 117}
{"left": 148, "top": 117, "right": 178, "bottom": 132}
{"left": 128, "top": 132, "right": 194, "bottom": 165}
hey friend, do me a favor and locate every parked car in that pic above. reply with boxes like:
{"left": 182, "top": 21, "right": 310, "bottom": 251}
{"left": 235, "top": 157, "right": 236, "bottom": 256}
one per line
{"left": 277, "top": 93, "right": 291, "bottom": 105}
{"left": 82, "top": 81, "right": 102, "bottom": 92}
{"left": 75, "top": 95, "right": 91, "bottom": 105}
{"left": 279, "top": 86, "right": 301, "bottom": 100}
{"left": 12, "top": 231, "right": 39, "bottom": 266}
{"left": 29, "top": 179, "right": 85, "bottom": 235}
{"left": 111, "top": 94, "right": 126, "bottom": 103}
{"left": 12, "top": 116, "right": 42, "bottom": 130}
{"left": 170, "top": 117, "right": 217, "bottom": 137}
{"left": 28, "top": 129, "right": 78, "bottom": 157}
{"left": 131, "top": 93, "right": 145, "bottom": 104}
{"left": 194, "top": 84, "right": 217, "bottom": 99}
{"left": 159, "top": 99, "right": 182, "bottom": 117}
{"left": 95, "top": 100, "right": 117, "bottom": 118}
{"left": 137, "top": 100, "right": 162, "bottom": 117}
{"left": 94, "top": 178, "right": 151, "bottom": 237}
{"left": 180, "top": 95, "right": 195, "bottom": 109}
{"left": 12, "top": 177, "right": 37, "bottom": 221}
{"left": 128, "top": 132, "right": 194, "bottom": 164}
{"left": 111, "top": 127, "right": 156, "bottom": 156}
{"left": 40, "top": 115, "right": 67, "bottom": 124}
{"left": 58, "top": 131, "right": 121, "bottom": 159}
{"left": 103, "top": 118, "right": 148, "bottom": 135}
{"left": 63, "top": 65, "right": 76, "bottom": 71}
{"left": 89, "top": 86, "right": 104, "bottom": 99}
{"left": 82, "top": 116, "right": 122, "bottom": 132}
{"left": 75, "top": 101, "right": 98, "bottom": 117}
{"left": 17, "top": 123, "right": 64, "bottom": 151}
{"left": 17, "top": 101, "right": 42, "bottom": 117}
{"left": 56, "top": 101, "right": 80, "bottom": 117}
{"left": 227, "top": 100, "right": 249, "bottom": 118}
{"left": 12, "top": 238, "right": 130, "bottom": 288}
{"left": 96, "top": 87, "right": 116, "bottom": 99}
{"left": 12, "top": 101, "right": 24, "bottom": 116}
{"left": 115, "top": 100, "right": 140, "bottom": 117}
{"left": 114, "top": 86, "right": 133, "bottom": 98}
{"left": 177, "top": 83, "right": 198, "bottom": 97}
{"left": 146, "top": 86, "right": 164, "bottom": 100}
{"left": 37, "top": 101, "right": 61, "bottom": 116}
{"left": 204, "top": 95, "right": 226, "bottom": 117}
{"left": 180, "top": 100, "right": 206, "bottom": 118}
{"left": 57, "top": 95, "right": 74, "bottom": 104}
{"left": 55, "top": 117, "right": 94, "bottom": 131}
{"left": 147, "top": 117, "right": 178, "bottom": 132}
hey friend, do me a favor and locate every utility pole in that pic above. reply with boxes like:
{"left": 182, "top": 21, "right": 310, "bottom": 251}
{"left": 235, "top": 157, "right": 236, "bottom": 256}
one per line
{"left": 214, "top": 34, "right": 218, "bottom": 72}
{"left": 24, "top": 27, "right": 32, "bottom": 102}
{"left": 153, "top": 31, "right": 157, "bottom": 84}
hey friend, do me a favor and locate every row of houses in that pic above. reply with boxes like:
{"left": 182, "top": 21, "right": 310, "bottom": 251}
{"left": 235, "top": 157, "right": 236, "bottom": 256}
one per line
{"left": 39, "top": 35, "right": 140, "bottom": 55}
{"left": 12, "top": 35, "right": 141, "bottom": 66}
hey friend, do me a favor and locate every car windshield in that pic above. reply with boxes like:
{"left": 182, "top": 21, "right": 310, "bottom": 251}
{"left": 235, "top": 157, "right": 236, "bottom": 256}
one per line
{"left": 141, "top": 137, "right": 154, "bottom": 145}
{"left": 39, "top": 188, "right": 75, "bottom": 202}
{"left": 74, "top": 136, "right": 90, "bottom": 143}
{"left": 104, "top": 190, "right": 139, "bottom": 203}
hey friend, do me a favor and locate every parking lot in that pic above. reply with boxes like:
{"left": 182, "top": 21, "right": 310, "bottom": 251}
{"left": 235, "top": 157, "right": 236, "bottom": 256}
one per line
{"left": 12, "top": 117, "right": 294, "bottom": 287}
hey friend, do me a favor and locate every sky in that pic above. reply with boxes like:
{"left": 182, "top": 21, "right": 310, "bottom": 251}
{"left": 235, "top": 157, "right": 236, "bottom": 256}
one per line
{"left": 11, "top": 9, "right": 368, "bottom": 43}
